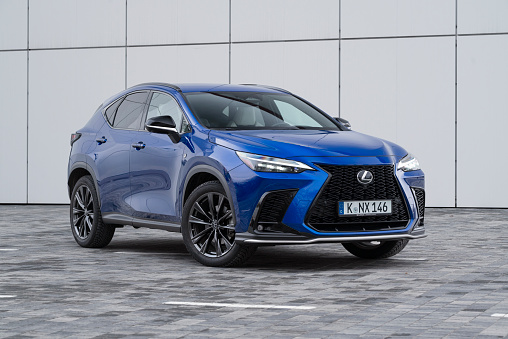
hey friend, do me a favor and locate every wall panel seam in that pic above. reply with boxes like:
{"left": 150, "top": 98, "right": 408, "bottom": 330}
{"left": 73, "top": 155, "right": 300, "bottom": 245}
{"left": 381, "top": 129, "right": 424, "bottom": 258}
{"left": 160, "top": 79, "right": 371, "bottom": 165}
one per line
{"left": 25, "top": 45, "right": 127, "bottom": 52}
{"left": 0, "top": 49, "right": 29, "bottom": 53}
{"left": 229, "top": 0, "right": 231, "bottom": 84}
{"left": 26, "top": 0, "right": 29, "bottom": 204}
{"left": 6, "top": 31, "right": 507, "bottom": 55}
{"left": 125, "top": 0, "right": 127, "bottom": 89}
{"left": 458, "top": 32, "right": 508, "bottom": 37}
{"left": 454, "top": 0, "right": 458, "bottom": 207}
{"left": 338, "top": 0, "right": 341, "bottom": 118}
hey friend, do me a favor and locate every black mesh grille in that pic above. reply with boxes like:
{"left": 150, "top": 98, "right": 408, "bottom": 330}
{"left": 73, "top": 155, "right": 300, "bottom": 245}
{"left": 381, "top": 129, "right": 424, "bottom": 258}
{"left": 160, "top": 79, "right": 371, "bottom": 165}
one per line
{"left": 413, "top": 188, "right": 425, "bottom": 226}
{"left": 307, "top": 165, "right": 409, "bottom": 232}
{"left": 257, "top": 190, "right": 297, "bottom": 223}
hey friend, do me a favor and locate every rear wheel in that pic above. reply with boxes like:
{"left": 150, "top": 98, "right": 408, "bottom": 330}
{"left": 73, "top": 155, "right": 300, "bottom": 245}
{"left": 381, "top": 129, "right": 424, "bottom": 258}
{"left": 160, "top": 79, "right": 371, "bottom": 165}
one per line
{"left": 182, "top": 181, "right": 256, "bottom": 267}
{"left": 342, "top": 239, "right": 408, "bottom": 259}
{"left": 70, "top": 175, "right": 115, "bottom": 248}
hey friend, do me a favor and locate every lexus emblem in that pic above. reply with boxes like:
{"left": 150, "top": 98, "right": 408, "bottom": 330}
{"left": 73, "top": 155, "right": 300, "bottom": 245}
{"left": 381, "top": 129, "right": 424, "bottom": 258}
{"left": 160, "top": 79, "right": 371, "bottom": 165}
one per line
{"left": 357, "top": 170, "right": 373, "bottom": 184}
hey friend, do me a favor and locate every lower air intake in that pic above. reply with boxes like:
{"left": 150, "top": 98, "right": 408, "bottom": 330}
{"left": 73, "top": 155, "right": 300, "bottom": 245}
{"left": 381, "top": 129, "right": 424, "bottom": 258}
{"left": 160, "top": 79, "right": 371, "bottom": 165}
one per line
{"left": 412, "top": 187, "right": 425, "bottom": 226}
{"left": 254, "top": 189, "right": 297, "bottom": 233}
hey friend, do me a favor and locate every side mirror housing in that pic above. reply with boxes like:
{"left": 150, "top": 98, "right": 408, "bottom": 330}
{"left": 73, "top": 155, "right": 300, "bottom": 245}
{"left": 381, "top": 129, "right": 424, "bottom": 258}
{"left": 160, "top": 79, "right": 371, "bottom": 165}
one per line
{"left": 334, "top": 117, "right": 351, "bottom": 130}
{"left": 145, "top": 115, "right": 180, "bottom": 143}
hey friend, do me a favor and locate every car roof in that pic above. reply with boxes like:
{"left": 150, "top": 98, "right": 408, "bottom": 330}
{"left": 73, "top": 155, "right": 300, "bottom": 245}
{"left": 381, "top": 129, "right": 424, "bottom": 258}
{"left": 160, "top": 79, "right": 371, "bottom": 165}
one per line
{"left": 130, "top": 82, "right": 291, "bottom": 94}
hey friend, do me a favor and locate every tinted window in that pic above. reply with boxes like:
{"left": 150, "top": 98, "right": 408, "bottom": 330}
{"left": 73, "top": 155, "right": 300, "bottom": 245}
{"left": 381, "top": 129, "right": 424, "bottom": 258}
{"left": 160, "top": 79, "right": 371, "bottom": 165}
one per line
{"left": 104, "top": 98, "right": 122, "bottom": 125}
{"left": 112, "top": 92, "right": 149, "bottom": 130}
{"left": 274, "top": 100, "right": 321, "bottom": 127}
{"left": 147, "top": 92, "right": 188, "bottom": 133}
{"left": 183, "top": 92, "right": 339, "bottom": 130}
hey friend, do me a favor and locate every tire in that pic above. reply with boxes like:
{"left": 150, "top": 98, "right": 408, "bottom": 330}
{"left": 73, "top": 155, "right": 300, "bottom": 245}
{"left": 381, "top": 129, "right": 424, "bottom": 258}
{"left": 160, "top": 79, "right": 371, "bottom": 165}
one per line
{"left": 181, "top": 181, "right": 256, "bottom": 267}
{"left": 342, "top": 239, "right": 409, "bottom": 259}
{"left": 70, "top": 175, "right": 115, "bottom": 248}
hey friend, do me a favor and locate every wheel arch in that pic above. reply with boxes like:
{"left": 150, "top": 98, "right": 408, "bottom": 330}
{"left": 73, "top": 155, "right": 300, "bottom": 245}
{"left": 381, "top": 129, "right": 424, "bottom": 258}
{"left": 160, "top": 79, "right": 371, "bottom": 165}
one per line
{"left": 68, "top": 162, "right": 101, "bottom": 206}
{"left": 183, "top": 165, "right": 236, "bottom": 225}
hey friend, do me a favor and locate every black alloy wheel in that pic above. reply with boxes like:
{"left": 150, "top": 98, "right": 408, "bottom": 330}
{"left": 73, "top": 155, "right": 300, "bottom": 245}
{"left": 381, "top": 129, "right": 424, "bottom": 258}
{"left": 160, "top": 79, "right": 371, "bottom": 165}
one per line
{"left": 72, "top": 184, "right": 94, "bottom": 240}
{"left": 189, "top": 191, "right": 235, "bottom": 257}
{"left": 70, "top": 175, "right": 115, "bottom": 248}
{"left": 182, "top": 181, "right": 256, "bottom": 267}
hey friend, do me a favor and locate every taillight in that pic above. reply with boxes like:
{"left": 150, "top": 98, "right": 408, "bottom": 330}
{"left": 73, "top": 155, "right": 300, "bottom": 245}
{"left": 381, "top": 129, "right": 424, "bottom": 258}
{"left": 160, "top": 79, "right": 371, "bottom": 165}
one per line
{"left": 70, "top": 133, "right": 81, "bottom": 146}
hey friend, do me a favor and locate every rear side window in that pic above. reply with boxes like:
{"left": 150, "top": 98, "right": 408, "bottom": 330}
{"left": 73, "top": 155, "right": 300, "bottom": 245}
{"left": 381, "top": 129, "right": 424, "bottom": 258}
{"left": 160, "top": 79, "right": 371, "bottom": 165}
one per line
{"left": 104, "top": 98, "right": 122, "bottom": 125}
{"left": 110, "top": 91, "right": 149, "bottom": 130}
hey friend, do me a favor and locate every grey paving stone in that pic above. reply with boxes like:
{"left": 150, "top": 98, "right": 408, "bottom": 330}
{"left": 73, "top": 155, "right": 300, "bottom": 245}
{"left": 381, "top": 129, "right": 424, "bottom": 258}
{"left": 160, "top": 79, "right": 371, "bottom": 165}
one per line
{"left": 0, "top": 206, "right": 508, "bottom": 338}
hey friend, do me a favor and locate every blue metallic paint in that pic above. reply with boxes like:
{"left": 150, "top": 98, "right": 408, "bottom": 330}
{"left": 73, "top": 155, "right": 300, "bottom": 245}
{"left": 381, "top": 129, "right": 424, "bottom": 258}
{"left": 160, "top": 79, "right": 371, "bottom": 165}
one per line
{"left": 68, "top": 83, "right": 425, "bottom": 244}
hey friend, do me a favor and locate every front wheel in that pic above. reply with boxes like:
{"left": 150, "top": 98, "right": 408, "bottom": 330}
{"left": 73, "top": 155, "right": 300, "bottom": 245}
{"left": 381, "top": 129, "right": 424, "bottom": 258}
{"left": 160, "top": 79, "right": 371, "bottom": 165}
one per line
{"left": 342, "top": 239, "right": 409, "bottom": 259}
{"left": 181, "top": 181, "right": 256, "bottom": 267}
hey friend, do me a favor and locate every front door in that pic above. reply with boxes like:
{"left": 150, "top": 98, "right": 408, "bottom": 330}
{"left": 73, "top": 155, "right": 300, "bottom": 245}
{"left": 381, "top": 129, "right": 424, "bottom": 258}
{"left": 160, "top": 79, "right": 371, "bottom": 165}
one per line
{"left": 129, "top": 91, "right": 190, "bottom": 223}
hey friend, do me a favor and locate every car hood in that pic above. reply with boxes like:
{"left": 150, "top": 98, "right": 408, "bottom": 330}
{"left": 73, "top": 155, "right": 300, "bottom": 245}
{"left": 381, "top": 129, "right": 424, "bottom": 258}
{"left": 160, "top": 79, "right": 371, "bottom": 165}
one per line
{"left": 208, "top": 129, "right": 407, "bottom": 159}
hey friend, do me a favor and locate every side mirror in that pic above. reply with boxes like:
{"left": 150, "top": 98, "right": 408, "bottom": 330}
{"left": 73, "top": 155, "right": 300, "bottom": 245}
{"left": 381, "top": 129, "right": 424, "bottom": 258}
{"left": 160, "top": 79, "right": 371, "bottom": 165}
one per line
{"left": 334, "top": 117, "right": 351, "bottom": 130}
{"left": 145, "top": 115, "right": 180, "bottom": 143}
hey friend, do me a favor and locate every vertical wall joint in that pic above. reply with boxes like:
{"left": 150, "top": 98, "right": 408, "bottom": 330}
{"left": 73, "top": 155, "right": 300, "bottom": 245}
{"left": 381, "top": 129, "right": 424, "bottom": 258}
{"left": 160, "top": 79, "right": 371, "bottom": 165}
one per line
{"left": 228, "top": 0, "right": 232, "bottom": 84}
{"left": 454, "top": 0, "right": 458, "bottom": 207}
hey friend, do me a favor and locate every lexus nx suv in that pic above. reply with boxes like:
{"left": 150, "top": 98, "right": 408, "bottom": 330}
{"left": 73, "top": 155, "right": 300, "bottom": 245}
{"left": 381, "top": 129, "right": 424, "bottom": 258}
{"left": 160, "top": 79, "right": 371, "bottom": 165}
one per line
{"left": 68, "top": 83, "right": 425, "bottom": 267}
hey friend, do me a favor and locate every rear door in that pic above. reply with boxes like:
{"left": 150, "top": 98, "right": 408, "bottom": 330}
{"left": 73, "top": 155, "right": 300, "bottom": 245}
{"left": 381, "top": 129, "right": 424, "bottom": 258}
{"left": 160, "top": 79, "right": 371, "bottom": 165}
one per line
{"left": 94, "top": 91, "right": 149, "bottom": 217}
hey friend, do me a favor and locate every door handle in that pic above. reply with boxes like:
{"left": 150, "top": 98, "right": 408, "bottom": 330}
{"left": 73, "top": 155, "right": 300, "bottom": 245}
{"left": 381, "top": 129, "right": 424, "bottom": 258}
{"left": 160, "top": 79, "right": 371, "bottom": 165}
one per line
{"left": 131, "top": 142, "right": 145, "bottom": 150}
{"left": 96, "top": 136, "right": 107, "bottom": 145}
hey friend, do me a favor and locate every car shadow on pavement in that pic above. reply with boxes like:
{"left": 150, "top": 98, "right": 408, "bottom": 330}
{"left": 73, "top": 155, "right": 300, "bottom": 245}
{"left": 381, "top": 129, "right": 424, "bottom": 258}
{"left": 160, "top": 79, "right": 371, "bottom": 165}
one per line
{"left": 105, "top": 237, "right": 189, "bottom": 255}
{"left": 103, "top": 236, "right": 422, "bottom": 272}
{"left": 243, "top": 245, "right": 422, "bottom": 271}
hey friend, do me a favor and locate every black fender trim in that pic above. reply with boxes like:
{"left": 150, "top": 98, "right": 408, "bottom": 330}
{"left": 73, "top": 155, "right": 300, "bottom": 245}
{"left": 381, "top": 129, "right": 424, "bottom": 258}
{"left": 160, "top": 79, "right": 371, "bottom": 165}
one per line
{"left": 183, "top": 164, "right": 235, "bottom": 226}
{"left": 68, "top": 161, "right": 101, "bottom": 206}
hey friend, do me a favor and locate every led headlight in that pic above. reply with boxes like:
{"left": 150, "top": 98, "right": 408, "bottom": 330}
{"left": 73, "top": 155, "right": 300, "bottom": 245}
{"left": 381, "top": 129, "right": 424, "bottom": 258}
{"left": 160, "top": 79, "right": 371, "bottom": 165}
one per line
{"left": 397, "top": 153, "right": 421, "bottom": 172}
{"left": 236, "top": 151, "right": 315, "bottom": 173}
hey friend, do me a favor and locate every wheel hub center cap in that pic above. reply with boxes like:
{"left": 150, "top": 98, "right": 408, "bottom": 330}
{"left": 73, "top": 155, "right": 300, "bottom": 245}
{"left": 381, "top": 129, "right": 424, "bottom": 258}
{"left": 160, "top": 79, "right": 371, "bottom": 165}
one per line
{"left": 212, "top": 220, "right": 218, "bottom": 230}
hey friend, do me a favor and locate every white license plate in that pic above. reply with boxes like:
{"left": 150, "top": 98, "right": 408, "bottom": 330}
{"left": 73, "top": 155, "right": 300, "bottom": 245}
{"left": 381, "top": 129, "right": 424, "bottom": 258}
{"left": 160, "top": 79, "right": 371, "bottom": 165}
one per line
{"left": 339, "top": 200, "right": 392, "bottom": 216}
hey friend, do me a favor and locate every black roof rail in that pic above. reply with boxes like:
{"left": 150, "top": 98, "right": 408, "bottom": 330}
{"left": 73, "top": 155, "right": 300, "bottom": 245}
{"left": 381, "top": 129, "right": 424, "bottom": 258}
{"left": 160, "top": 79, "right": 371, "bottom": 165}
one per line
{"left": 133, "top": 82, "right": 182, "bottom": 92}
{"left": 240, "top": 84, "right": 292, "bottom": 94}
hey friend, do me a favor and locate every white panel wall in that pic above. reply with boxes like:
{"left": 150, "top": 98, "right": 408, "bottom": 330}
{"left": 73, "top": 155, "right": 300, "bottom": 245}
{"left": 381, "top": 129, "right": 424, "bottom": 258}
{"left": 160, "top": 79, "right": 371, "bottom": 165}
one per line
{"left": 231, "top": 41, "right": 339, "bottom": 115}
{"left": 232, "top": 0, "right": 340, "bottom": 42}
{"left": 457, "top": 35, "right": 508, "bottom": 207}
{"left": 29, "top": 0, "right": 125, "bottom": 49}
{"left": 341, "top": 0, "right": 455, "bottom": 38}
{"left": 127, "top": 45, "right": 230, "bottom": 86}
{"left": 458, "top": 0, "right": 508, "bottom": 34}
{"left": 341, "top": 37, "right": 456, "bottom": 207}
{"left": 28, "top": 48, "right": 125, "bottom": 203}
{"left": 0, "top": 1, "right": 507, "bottom": 207}
{"left": 0, "top": 0, "right": 27, "bottom": 50}
{"left": 0, "top": 52, "right": 27, "bottom": 203}
{"left": 127, "top": 0, "right": 229, "bottom": 45}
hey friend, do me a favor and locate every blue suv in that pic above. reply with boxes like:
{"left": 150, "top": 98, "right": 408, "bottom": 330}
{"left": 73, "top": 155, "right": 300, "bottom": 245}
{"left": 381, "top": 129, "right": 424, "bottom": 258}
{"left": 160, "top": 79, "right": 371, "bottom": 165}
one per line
{"left": 68, "top": 83, "right": 425, "bottom": 266}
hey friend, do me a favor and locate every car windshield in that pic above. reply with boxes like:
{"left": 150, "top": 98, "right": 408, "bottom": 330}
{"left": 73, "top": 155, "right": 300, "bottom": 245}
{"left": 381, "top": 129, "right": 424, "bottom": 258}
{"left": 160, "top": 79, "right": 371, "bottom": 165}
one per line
{"left": 183, "top": 91, "right": 340, "bottom": 130}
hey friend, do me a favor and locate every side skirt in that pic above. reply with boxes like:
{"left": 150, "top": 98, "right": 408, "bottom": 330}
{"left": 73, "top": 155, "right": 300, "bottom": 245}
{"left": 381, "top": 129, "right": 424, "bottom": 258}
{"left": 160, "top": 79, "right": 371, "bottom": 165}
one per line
{"left": 102, "top": 213, "right": 181, "bottom": 233}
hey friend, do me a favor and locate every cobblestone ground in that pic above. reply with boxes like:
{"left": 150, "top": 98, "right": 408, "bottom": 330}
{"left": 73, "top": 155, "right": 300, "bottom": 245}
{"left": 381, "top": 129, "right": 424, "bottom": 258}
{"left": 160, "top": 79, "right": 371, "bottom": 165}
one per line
{"left": 0, "top": 205, "right": 507, "bottom": 338}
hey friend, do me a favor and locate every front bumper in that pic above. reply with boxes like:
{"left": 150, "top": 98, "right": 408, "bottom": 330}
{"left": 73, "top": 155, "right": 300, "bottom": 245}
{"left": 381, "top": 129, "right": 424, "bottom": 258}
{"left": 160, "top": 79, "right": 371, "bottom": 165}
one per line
{"left": 235, "top": 227, "right": 426, "bottom": 245}
{"left": 228, "top": 155, "right": 425, "bottom": 245}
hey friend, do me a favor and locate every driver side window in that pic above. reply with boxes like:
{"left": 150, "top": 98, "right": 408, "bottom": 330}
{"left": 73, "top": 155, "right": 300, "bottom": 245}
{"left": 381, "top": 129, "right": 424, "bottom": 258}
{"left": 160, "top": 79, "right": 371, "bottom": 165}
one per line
{"left": 146, "top": 92, "right": 189, "bottom": 133}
